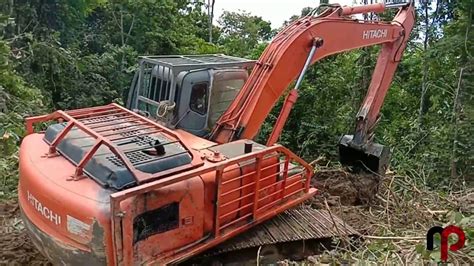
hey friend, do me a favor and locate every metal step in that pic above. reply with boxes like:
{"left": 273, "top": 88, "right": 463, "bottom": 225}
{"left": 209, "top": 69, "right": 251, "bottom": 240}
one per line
{"left": 203, "top": 206, "right": 359, "bottom": 256}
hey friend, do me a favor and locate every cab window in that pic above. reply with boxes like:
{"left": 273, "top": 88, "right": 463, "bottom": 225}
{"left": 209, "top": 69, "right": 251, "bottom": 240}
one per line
{"left": 190, "top": 83, "right": 208, "bottom": 115}
{"left": 208, "top": 78, "right": 245, "bottom": 127}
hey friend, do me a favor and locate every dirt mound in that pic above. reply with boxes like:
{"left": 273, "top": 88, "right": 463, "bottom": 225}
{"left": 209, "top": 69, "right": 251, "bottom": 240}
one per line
{"left": 0, "top": 200, "right": 50, "bottom": 265}
{"left": 311, "top": 168, "right": 380, "bottom": 207}
{"left": 310, "top": 168, "right": 382, "bottom": 234}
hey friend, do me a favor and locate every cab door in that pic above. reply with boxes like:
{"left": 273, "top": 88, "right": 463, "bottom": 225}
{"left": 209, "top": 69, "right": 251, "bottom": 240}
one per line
{"left": 176, "top": 70, "right": 211, "bottom": 136}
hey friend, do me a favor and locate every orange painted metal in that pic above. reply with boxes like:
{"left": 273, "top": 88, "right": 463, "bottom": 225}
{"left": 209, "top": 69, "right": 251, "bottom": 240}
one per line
{"left": 18, "top": 133, "right": 116, "bottom": 264}
{"left": 210, "top": 3, "right": 415, "bottom": 144}
{"left": 25, "top": 103, "right": 204, "bottom": 183}
{"left": 341, "top": 3, "right": 385, "bottom": 16}
{"left": 108, "top": 144, "right": 314, "bottom": 264}
{"left": 267, "top": 89, "right": 298, "bottom": 146}
{"left": 21, "top": 103, "right": 315, "bottom": 265}
{"left": 163, "top": 188, "right": 315, "bottom": 264}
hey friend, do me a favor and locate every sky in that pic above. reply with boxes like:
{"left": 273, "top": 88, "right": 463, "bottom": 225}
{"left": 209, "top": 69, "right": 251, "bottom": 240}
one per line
{"left": 213, "top": 0, "right": 356, "bottom": 29}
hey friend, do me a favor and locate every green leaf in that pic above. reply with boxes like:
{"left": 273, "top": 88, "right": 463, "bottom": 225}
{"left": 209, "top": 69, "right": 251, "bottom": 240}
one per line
{"left": 453, "top": 212, "right": 464, "bottom": 224}
{"left": 459, "top": 216, "right": 473, "bottom": 227}
{"left": 415, "top": 244, "right": 425, "bottom": 254}
{"left": 430, "top": 251, "right": 441, "bottom": 262}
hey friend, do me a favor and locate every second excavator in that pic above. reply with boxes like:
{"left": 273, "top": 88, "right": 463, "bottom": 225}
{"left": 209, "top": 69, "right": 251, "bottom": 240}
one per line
{"left": 18, "top": 1, "right": 415, "bottom": 265}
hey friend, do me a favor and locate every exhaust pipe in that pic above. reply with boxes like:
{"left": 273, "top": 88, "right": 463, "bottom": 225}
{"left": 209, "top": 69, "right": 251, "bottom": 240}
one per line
{"left": 338, "top": 135, "right": 391, "bottom": 175}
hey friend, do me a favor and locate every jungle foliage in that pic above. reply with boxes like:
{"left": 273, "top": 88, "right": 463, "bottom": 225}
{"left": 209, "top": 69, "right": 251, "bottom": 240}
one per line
{"left": 0, "top": 0, "right": 472, "bottom": 198}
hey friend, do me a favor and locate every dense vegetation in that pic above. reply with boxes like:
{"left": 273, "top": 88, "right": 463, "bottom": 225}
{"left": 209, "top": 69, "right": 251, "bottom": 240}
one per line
{"left": 0, "top": 0, "right": 472, "bottom": 199}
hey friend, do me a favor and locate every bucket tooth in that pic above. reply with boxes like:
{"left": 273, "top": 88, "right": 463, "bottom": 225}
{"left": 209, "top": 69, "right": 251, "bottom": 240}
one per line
{"left": 338, "top": 134, "right": 391, "bottom": 175}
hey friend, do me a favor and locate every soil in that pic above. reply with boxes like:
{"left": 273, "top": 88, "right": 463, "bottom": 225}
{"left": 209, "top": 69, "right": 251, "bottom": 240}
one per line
{"left": 310, "top": 168, "right": 382, "bottom": 234}
{"left": 0, "top": 168, "right": 379, "bottom": 265}
{"left": 312, "top": 168, "right": 380, "bottom": 206}
{"left": 0, "top": 200, "right": 50, "bottom": 265}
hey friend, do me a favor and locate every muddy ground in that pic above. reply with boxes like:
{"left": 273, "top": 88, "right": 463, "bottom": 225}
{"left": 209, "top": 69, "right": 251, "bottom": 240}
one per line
{"left": 0, "top": 169, "right": 379, "bottom": 265}
{"left": 0, "top": 200, "right": 50, "bottom": 265}
{"left": 311, "top": 168, "right": 381, "bottom": 234}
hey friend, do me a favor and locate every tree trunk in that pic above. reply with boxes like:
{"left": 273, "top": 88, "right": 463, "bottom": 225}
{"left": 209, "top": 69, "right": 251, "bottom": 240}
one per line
{"left": 208, "top": 0, "right": 215, "bottom": 43}
{"left": 8, "top": 0, "right": 14, "bottom": 16}
{"left": 450, "top": 68, "right": 464, "bottom": 179}
{"left": 418, "top": 0, "right": 440, "bottom": 128}
{"left": 418, "top": 2, "right": 430, "bottom": 128}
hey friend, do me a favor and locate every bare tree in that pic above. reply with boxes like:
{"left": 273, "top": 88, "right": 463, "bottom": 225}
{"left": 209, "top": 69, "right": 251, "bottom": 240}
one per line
{"left": 208, "top": 0, "right": 215, "bottom": 43}
{"left": 418, "top": 0, "right": 440, "bottom": 127}
{"left": 450, "top": 68, "right": 464, "bottom": 179}
{"left": 111, "top": 7, "right": 135, "bottom": 71}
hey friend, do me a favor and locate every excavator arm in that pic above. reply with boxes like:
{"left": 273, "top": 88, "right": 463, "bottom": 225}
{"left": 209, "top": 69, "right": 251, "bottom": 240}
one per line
{"left": 209, "top": 2, "right": 415, "bottom": 173}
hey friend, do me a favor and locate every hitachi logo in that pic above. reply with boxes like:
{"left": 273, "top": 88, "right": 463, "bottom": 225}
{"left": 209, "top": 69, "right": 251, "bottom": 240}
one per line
{"left": 363, "top": 29, "right": 388, "bottom": 39}
{"left": 27, "top": 191, "right": 61, "bottom": 225}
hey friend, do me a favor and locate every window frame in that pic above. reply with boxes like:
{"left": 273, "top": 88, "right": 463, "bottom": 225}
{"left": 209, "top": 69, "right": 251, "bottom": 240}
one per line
{"left": 189, "top": 82, "right": 209, "bottom": 116}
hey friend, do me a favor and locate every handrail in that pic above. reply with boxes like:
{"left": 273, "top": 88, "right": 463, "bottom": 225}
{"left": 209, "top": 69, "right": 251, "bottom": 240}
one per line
{"left": 110, "top": 144, "right": 312, "bottom": 203}
{"left": 214, "top": 146, "right": 311, "bottom": 236}
{"left": 24, "top": 103, "right": 203, "bottom": 183}
{"left": 110, "top": 143, "right": 314, "bottom": 265}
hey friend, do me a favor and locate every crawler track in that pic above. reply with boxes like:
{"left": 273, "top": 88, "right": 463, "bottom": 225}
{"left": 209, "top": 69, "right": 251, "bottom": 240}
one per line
{"left": 202, "top": 206, "right": 358, "bottom": 256}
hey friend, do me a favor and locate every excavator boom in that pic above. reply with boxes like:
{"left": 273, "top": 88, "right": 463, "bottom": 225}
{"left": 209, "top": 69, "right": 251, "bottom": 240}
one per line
{"left": 210, "top": 2, "right": 415, "bottom": 173}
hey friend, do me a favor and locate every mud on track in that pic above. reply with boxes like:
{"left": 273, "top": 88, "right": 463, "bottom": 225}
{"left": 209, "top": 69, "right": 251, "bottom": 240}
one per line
{"left": 0, "top": 200, "right": 49, "bottom": 265}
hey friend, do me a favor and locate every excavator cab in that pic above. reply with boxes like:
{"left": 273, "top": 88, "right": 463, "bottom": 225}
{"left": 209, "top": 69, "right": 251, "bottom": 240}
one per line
{"left": 126, "top": 55, "right": 255, "bottom": 137}
{"left": 124, "top": 54, "right": 392, "bottom": 175}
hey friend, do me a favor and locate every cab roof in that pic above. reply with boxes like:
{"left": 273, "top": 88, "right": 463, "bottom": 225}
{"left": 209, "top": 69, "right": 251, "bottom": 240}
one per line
{"left": 139, "top": 54, "right": 256, "bottom": 73}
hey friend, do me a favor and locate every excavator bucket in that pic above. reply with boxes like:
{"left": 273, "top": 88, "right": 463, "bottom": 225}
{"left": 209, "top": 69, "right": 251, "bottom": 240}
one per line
{"left": 338, "top": 135, "right": 391, "bottom": 175}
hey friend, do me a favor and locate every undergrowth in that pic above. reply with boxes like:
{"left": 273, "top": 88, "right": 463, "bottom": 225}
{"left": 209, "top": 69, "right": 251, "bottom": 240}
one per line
{"left": 278, "top": 167, "right": 474, "bottom": 265}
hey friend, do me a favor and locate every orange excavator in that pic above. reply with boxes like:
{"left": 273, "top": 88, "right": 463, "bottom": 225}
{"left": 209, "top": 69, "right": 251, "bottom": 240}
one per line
{"left": 18, "top": 2, "right": 415, "bottom": 265}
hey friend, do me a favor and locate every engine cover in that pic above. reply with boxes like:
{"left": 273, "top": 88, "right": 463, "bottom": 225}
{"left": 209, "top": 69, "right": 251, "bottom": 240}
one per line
{"left": 44, "top": 123, "right": 192, "bottom": 190}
